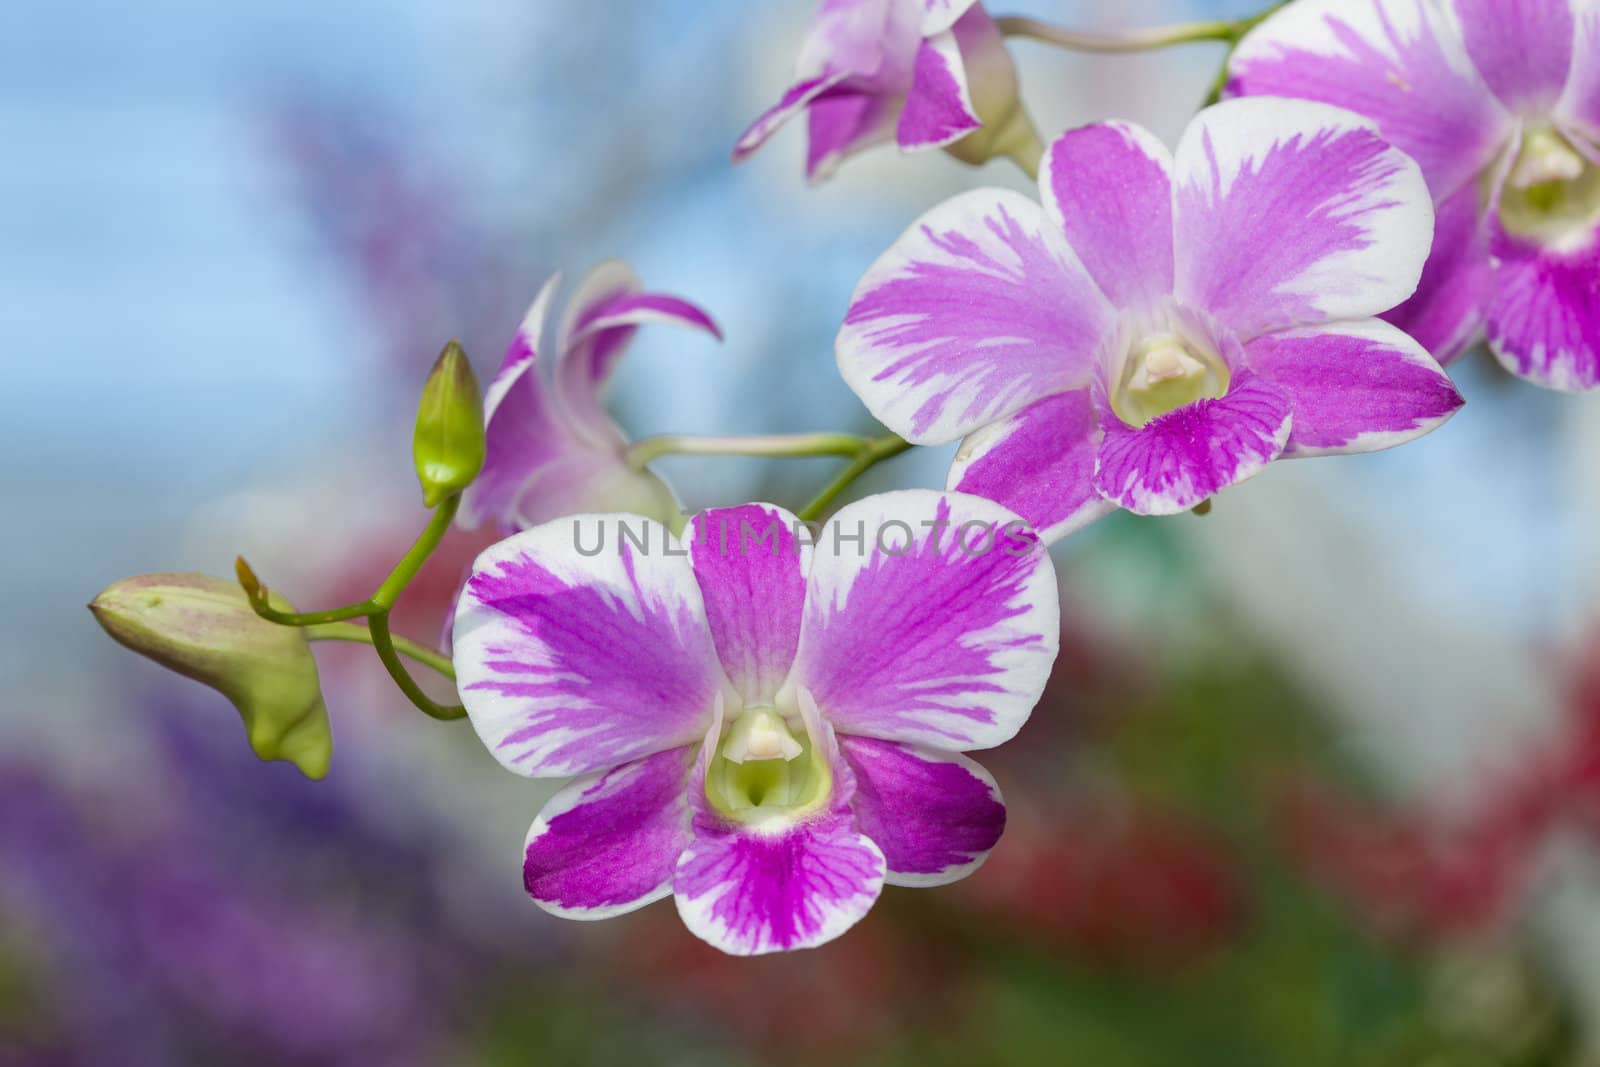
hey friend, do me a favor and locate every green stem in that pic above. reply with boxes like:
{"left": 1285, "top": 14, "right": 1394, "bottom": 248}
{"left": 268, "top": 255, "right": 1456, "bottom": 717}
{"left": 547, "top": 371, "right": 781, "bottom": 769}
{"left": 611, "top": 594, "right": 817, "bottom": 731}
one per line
{"left": 625, "top": 432, "right": 877, "bottom": 471}
{"left": 241, "top": 495, "right": 465, "bottom": 723}
{"left": 994, "top": 14, "right": 1241, "bottom": 52}
{"left": 372, "top": 495, "right": 459, "bottom": 609}
{"left": 303, "top": 622, "right": 456, "bottom": 681}
{"left": 797, "top": 435, "right": 913, "bottom": 522}
{"left": 368, "top": 612, "right": 466, "bottom": 721}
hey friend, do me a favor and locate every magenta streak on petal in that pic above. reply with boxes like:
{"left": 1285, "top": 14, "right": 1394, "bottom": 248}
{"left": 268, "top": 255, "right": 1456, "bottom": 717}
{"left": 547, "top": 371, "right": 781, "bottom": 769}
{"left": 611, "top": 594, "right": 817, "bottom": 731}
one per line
{"left": 523, "top": 745, "right": 695, "bottom": 914}
{"left": 843, "top": 196, "right": 1110, "bottom": 441}
{"left": 949, "top": 388, "right": 1112, "bottom": 544}
{"left": 1227, "top": 0, "right": 1510, "bottom": 197}
{"left": 1093, "top": 372, "right": 1292, "bottom": 515}
{"left": 840, "top": 736, "right": 1004, "bottom": 883}
{"left": 1044, "top": 122, "right": 1174, "bottom": 311}
{"left": 1485, "top": 227, "right": 1600, "bottom": 391}
{"left": 461, "top": 332, "right": 574, "bottom": 531}
{"left": 734, "top": 72, "right": 852, "bottom": 159}
{"left": 1455, "top": 0, "right": 1574, "bottom": 113}
{"left": 464, "top": 542, "right": 717, "bottom": 774}
{"left": 807, "top": 90, "right": 892, "bottom": 179}
{"left": 674, "top": 732, "right": 885, "bottom": 955}
{"left": 675, "top": 811, "right": 885, "bottom": 954}
{"left": 1245, "top": 321, "right": 1463, "bottom": 455}
{"left": 1383, "top": 182, "right": 1494, "bottom": 364}
{"left": 689, "top": 505, "right": 807, "bottom": 705}
{"left": 896, "top": 35, "right": 980, "bottom": 149}
{"left": 797, "top": 497, "right": 1047, "bottom": 747}
{"left": 1176, "top": 122, "right": 1408, "bottom": 337}
{"left": 921, "top": 0, "right": 979, "bottom": 35}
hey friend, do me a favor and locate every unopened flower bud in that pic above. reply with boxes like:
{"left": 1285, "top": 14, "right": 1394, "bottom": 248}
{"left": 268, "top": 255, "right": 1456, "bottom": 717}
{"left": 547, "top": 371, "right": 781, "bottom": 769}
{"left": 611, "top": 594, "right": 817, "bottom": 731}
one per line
{"left": 89, "top": 573, "right": 333, "bottom": 779}
{"left": 413, "top": 340, "right": 486, "bottom": 508}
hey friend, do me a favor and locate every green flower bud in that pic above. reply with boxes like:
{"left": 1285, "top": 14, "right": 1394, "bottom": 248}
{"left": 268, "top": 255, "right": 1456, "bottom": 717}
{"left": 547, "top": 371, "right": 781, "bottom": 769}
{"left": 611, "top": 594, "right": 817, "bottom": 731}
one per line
{"left": 89, "top": 573, "right": 333, "bottom": 779}
{"left": 413, "top": 340, "right": 486, "bottom": 508}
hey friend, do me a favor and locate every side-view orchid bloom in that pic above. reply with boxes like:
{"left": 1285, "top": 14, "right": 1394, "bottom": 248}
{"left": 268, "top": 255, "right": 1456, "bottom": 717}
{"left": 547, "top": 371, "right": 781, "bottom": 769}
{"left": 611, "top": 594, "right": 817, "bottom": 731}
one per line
{"left": 735, "top": 0, "right": 1035, "bottom": 181}
{"left": 452, "top": 491, "right": 1059, "bottom": 955}
{"left": 836, "top": 98, "right": 1464, "bottom": 540}
{"left": 456, "top": 262, "right": 722, "bottom": 534}
{"left": 1229, "top": 0, "right": 1600, "bottom": 391}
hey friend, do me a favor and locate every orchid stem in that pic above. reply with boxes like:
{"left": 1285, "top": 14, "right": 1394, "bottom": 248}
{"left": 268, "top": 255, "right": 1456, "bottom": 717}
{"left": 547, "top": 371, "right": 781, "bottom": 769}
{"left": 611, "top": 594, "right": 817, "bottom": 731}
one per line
{"left": 625, "top": 432, "right": 879, "bottom": 471}
{"left": 797, "top": 435, "right": 913, "bottom": 522}
{"left": 303, "top": 622, "right": 456, "bottom": 682}
{"left": 994, "top": 15, "right": 1241, "bottom": 53}
{"left": 367, "top": 612, "right": 466, "bottom": 721}
{"left": 239, "top": 495, "right": 466, "bottom": 723}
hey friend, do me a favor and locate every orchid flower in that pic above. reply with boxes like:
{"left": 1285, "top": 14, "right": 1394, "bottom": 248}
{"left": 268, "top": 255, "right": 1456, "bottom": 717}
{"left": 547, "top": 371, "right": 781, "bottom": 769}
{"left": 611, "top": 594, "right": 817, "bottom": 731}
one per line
{"left": 835, "top": 98, "right": 1464, "bottom": 539}
{"left": 451, "top": 492, "right": 1058, "bottom": 955}
{"left": 734, "top": 0, "right": 1034, "bottom": 181}
{"left": 1228, "top": 0, "right": 1600, "bottom": 391}
{"left": 456, "top": 262, "right": 722, "bottom": 534}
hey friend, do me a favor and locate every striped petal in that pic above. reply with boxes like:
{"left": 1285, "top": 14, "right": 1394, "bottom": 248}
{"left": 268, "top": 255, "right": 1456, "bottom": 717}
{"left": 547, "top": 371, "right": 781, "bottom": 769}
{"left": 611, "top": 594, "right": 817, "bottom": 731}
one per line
{"left": 837, "top": 188, "right": 1115, "bottom": 444}
{"left": 1246, "top": 318, "right": 1464, "bottom": 456}
{"left": 1453, "top": 0, "right": 1575, "bottom": 114}
{"left": 1382, "top": 182, "right": 1496, "bottom": 364}
{"left": 674, "top": 718, "right": 885, "bottom": 955}
{"left": 1227, "top": 0, "right": 1512, "bottom": 197}
{"left": 790, "top": 490, "right": 1059, "bottom": 751}
{"left": 897, "top": 28, "right": 981, "bottom": 150}
{"left": 946, "top": 388, "right": 1114, "bottom": 545}
{"left": 453, "top": 516, "right": 721, "bottom": 778}
{"left": 1485, "top": 227, "right": 1600, "bottom": 391}
{"left": 554, "top": 261, "right": 721, "bottom": 441}
{"left": 1041, "top": 121, "right": 1175, "bottom": 313}
{"left": 522, "top": 745, "right": 696, "bottom": 918}
{"left": 841, "top": 736, "right": 1005, "bottom": 887}
{"left": 1093, "top": 373, "right": 1293, "bottom": 514}
{"left": 1174, "top": 97, "right": 1434, "bottom": 338}
{"left": 688, "top": 504, "right": 809, "bottom": 707}
{"left": 458, "top": 277, "right": 568, "bottom": 532}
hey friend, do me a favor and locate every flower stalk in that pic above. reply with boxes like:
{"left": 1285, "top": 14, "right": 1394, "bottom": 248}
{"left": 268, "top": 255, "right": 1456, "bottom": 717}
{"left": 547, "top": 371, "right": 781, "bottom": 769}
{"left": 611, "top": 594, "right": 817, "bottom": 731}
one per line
{"left": 238, "top": 494, "right": 467, "bottom": 723}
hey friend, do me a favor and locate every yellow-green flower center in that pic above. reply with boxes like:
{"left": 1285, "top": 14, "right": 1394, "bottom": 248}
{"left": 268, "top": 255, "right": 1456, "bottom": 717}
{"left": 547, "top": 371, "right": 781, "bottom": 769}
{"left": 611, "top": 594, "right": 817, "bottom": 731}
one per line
{"left": 1499, "top": 127, "right": 1600, "bottom": 248}
{"left": 1110, "top": 332, "right": 1230, "bottom": 428}
{"left": 704, "top": 706, "right": 832, "bottom": 824}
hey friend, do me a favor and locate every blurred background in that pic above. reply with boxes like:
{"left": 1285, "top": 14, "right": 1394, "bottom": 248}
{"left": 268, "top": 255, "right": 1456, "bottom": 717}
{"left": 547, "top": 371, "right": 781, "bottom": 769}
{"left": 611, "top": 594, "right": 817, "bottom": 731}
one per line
{"left": 7, "top": 0, "right": 1600, "bottom": 1063}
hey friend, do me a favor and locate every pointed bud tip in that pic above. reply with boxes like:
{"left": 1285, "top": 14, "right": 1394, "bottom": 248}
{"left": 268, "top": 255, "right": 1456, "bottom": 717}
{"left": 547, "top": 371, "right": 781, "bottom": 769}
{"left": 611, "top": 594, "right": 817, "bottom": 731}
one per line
{"left": 413, "top": 340, "right": 486, "bottom": 506}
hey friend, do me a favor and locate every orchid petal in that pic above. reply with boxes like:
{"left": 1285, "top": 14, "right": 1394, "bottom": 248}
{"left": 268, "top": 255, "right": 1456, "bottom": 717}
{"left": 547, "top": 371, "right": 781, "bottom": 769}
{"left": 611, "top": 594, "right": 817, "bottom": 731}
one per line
{"left": 921, "top": 0, "right": 981, "bottom": 37}
{"left": 522, "top": 744, "right": 696, "bottom": 918}
{"left": 1453, "top": 0, "right": 1575, "bottom": 114}
{"left": 840, "top": 736, "right": 1005, "bottom": 887}
{"left": 1227, "top": 0, "right": 1512, "bottom": 197}
{"left": 458, "top": 277, "right": 567, "bottom": 532}
{"left": 733, "top": 71, "right": 853, "bottom": 162}
{"left": 837, "top": 188, "right": 1115, "bottom": 444}
{"left": 807, "top": 90, "right": 899, "bottom": 180}
{"left": 1174, "top": 97, "right": 1434, "bottom": 338}
{"left": 1041, "top": 121, "right": 1175, "bottom": 313}
{"left": 791, "top": 489, "right": 1059, "bottom": 751}
{"left": 1485, "top": 227, "right": 1600, "bottom": 391}
{"left": 674, "top": 716, "right": 885, "bottom": 956}
{"left": 1382, "top": 182, "right": 1496, "bottom": 364}
{"left": 1093, "top": 372, "right": 1292, "bottom": 514}
{"left": 1558, "top": 3, "right": 1600, "bottom": 141}
{"left": 1247, "top": 318, "right": 1464, "bottom": 456}
{"left": 897, "top": 29, "right": 981, "bottom": 150}
{"left": 688, "top": 504, "right": 809, "bottom": 707}
{"left": 453, "top": 515, "right": 720, "bottom": 778}
{"left": 946, "top": 388, "right": 1114, "bottom": 545}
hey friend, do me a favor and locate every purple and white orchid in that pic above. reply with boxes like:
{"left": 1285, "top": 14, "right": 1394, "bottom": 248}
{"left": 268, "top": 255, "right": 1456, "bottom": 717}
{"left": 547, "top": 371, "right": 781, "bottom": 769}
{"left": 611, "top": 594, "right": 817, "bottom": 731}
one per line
{"left": 451, "top": 491, "right": 1058, "bottom": 955}
{"left": 456, "top": 262, "right": 722, "bottom": 534}
{"left": 835, "top": 98, "right": 1465, "bottom": 540}
{"left": 735, "top": 0, "right": 1034, "bottom": 181}
{"left": 1229, "top": 0, "right": 1600, "bottom": 391}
